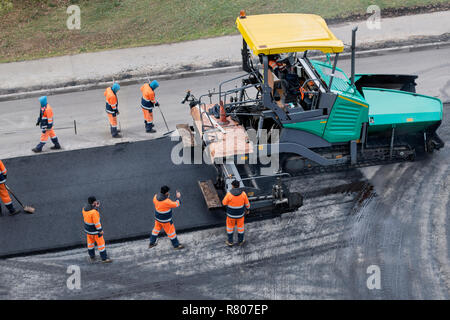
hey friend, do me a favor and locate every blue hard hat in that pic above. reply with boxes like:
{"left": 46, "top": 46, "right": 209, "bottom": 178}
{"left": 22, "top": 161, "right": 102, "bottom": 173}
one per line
{"left": 112, "top": 83, "right": 120, "bottom": 93}
{"left": 39, "top": 96, "right": 47, "bottom": 107}
{"left": 150, "top": 80, "right": 159, "bottom": 90}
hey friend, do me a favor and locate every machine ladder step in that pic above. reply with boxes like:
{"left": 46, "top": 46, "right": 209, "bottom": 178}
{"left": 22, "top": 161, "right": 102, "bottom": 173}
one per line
{"left": 198, "top": 180, "right": 222, "bottom": 209}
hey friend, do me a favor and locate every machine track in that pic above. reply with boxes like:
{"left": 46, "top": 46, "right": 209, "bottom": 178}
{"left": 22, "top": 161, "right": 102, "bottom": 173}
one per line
{"left": 281, "top": 145, "right": 417, "bottom": 178}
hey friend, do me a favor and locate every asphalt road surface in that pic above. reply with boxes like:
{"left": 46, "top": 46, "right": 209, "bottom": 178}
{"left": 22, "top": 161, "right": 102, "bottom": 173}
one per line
{"left": 1, "top": 47, "right": 449, "bottom": 160}
{"left": 0, "top": 137, "right": 221, "bottom": 257}
{"left": 0, "top": 48, "right": 448, "bottom": 299}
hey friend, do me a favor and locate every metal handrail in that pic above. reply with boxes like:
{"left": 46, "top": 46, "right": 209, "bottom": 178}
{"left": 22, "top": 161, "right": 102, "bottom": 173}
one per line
{"left": 219, "top": 72, "right": 258, "bottom": 103}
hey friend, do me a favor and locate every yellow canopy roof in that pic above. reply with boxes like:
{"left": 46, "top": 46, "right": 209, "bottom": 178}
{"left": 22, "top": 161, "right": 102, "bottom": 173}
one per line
{"left": 236, "top": 13, "right": 344, "bottom": 55}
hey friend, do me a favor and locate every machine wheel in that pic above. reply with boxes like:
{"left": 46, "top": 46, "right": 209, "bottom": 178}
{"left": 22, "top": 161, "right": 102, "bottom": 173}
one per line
{"left": 214, "top": 176, "right": 225, "bottom": 189}
{"left": 426, "top": 139, "right": 435, "bottom": 154}
{"left": 288, "top": 191, "right": 303, "bottom": 211}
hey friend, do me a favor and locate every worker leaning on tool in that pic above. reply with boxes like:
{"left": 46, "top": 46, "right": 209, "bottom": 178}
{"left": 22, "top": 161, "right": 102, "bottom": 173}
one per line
{"left": 222, "top": 180, "right": 250, "bottom": 247}
{"left": 82, "top": 196, "right": 112, "bottom": 263}
{"left": 104, "top": 83, "right": 122, "bottom": 138}
{"left": 32, "top": 96, "right": 62, "bottom": 153}
{"left": 149, "top": 185, "right": 184, "bottom": 250}
{"left": 0, "top": 160, "right": 20, "bottom": 216}
{"left": 140, "top": 80, "right": 159, "bottom": 133}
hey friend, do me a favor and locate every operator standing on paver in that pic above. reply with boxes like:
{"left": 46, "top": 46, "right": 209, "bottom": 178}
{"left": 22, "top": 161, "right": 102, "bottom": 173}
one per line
{"left": 0, "top": 160, "right": 20, "bottom": 216}
{"left": 222, "top": 180, "right": 250, "bottom": 247}
{"left": 32, "top": 96, "right": 62, "bottom": 153}
{"left": 149, "top": 185, "right": 184, "bottom": 250}
{"left": 140, "top": 80, "right": 159, "bottom": 133}
{"left": 104, "top": 83, "right": 122, "bottom": 138}
{"left": 82, "top": 196, "right": 112, "bottom": 263}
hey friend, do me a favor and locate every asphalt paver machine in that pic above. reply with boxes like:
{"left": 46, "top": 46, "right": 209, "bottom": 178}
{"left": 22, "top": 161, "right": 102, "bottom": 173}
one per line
{"left": 177, "top": 12, "right": 444, "bottom": 215}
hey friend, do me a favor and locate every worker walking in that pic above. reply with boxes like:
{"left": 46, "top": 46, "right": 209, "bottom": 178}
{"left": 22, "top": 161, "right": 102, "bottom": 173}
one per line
{"left": 82, "top": 196, "right": 112, "bottom": 263}
{"left": 0, "top": 160, "right": 20, "bottom": 216}
{"left": 222, "top": 180, "right": 250, "bottom": 247}
{"left": 104, "top": 83, "right": 122, "bottom": 138}
{"left": 149, "top": 185, "right": 184, "bottom": 250}
{"left": 140, "top": 80, "right": 159, "bottom": 133}
{"left": 32, "top": 96, "right": 62, "bottom": 153}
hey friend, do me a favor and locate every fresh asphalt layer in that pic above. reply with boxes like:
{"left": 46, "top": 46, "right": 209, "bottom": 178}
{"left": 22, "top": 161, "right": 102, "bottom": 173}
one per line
{"left": 0, "top": 137, "right": 221, "bottom": 257}
{"left": 0, "top": 46, "right": 449, "bottom": 257}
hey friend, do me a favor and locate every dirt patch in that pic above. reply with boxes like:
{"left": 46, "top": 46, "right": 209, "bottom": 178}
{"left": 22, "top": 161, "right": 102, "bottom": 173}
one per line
{"left": 212, "top": 60, "right": 233, "bottom": 68}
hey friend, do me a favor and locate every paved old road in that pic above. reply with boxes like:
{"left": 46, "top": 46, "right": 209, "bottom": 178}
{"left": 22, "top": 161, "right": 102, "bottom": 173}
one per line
{"left": 0, "top": 48, "right": 448, "bottom": 299}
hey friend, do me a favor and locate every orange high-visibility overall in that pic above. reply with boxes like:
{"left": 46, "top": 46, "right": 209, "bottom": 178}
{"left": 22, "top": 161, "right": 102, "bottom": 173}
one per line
{"left": 140, "top": 83, "right": 156, "bottom": 132}
{"left": 82, "top": 206, "right": 107, "bottom": 260}
{"left": 150, "top": 194, "right": 181, "bottom": 247}
{"left": 222, "top": 190, "right": 250, "bottom": 243}
{"left": 39, "top": 104, "right": 57, "bottom": 142}
{"left": 140, "top": 83, "right": 155, "bottom": 123}
{"left": 104, "top": 87, "right": 119, "bottom": 135}
{"left": 0, "top": 160, "right": 12, "bottom": 206}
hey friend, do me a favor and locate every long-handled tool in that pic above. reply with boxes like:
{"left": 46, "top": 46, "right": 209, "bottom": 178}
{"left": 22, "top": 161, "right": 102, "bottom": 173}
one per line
{"left": 157, "top": 103, "right": 174, "bottom": 136}
{"left": 5, "top": 185, "right": 35, "bottom": 214}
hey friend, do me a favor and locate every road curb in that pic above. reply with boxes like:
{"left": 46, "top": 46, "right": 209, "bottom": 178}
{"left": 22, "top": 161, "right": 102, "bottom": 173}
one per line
{"left": 0, "top": 40, "right": 449, "bottom": 102}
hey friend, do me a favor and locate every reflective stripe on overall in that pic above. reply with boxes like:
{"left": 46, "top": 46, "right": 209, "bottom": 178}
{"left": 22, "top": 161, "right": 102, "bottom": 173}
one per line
{"left": 140, "top": 83, "right": 155, "bottom": 110}
{"left": 222, "top": 190, "right": 250, "bottom": 243}
{"left": 104, "top": 87, "right": 118, "bottom": 114}
{"left": 153, "top": 194, "right": 180, "bottom": 223}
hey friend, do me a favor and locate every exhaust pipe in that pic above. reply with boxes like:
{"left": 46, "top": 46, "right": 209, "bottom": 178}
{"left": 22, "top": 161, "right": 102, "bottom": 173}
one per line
{"left": 351, "top": 26, "right": 358, "bottom": 87}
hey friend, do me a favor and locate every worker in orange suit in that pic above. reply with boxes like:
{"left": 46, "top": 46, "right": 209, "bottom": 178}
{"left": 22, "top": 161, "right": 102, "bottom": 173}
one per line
{"left": 149, "top": 185, "right": 184, "bottom": 250}
{"left": 32, "top": 96, "right": 62, "bottom": 153}
{"left": 82, "top": 196, "right": 112, "bottom": 263}
{"left": 222, "top": 180, "right": 250, "bottom": 247}
{"left": 268, "top": 54, "right": 285, "bottom": 78}
{"left": 104, "top": 83, "right": 121, "bottom": 138}
{"left": 298, "top": 77, "right": 315, "bottom": 110}
{"left": 0, "top": 160, "right": 20, "bottom": 216}
{"left": 140, "top": 80, "right": 159, "bottom": 133}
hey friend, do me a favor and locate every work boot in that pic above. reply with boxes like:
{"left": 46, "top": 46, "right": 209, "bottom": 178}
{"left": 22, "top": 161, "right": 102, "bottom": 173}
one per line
{"left": 110, "top": 126, "right": 122, "bottom": 138}
{"left": 225, "top": 240, "right": 234, "bottom": 247}
{"left": 238, "top": 240, "right": 246, "bottom": 247}
{"left": 6, "top": 204, "right": 20, "bottom": 216}
{"left": 50, "top": 137, "right": 61, "bottom": 150}
{"left": 88, "top": 256, "right": 97, "bottom": 263}
{"left": 8, "top": 209, "right": 21, "bottom": 216}
{"left": 174, "top": 244, "right": 185, "bottom": 250}
{"left": 101, "top": 258, "right": 113, "bottom": 263}
{"left": 148, "top": 242, "right": 158, "bottom": 249}
{"left": 145, "top": 121, "right": 156, "bottom": 133}
{"left": 32, "top": 142, "right": 45, "bottom": 153}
